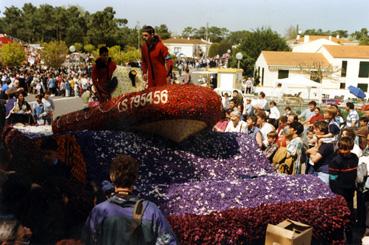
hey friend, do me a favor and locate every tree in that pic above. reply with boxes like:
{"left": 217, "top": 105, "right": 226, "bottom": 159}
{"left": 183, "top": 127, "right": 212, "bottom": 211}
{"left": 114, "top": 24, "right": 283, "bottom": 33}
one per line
{"left": 155, "top": 24, "right": 171, "bottom": 39}
{"left": 73, "top": 42, "right": 83, "bottom": 52}
{"left": 83, "top": 44, "right": 95, "bottom": 53}
{"left": 42, "top": 41, "right": 68, "bottom": 68}
{"left": 208, "top": 43, "right": 220, "bottom": 57}
{"left": 352, "top": 28, "right": 369, "bottom": 45}
{"left": 86, "top": 7, "right": 120, "bottom": 46}
{"left": 225, "top": 31, "right": 251, "bottom": 46}
{"left": 231, "top": 28, "right": 290, "bottom": 75}
{"left": 285, "top": 25, "right": 298, "bottom": 40}
{"left": 193, "top": 26, "right": 229, "bottom": 42}
{"left": 182, "top": 26, "right": 196, "bottom": 38}
{"left": 0, "top": 42, "right": 26, "bottom": 67}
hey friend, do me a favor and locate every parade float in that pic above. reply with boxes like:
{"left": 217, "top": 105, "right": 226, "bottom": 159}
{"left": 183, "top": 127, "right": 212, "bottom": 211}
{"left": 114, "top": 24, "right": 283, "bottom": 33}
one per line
{"left": 3, "top": 66, "right": 350, "bottom": 244}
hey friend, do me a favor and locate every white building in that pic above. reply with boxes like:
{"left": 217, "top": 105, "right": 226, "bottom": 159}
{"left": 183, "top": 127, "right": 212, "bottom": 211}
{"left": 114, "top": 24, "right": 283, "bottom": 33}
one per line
{"left": 255, "top": 33, "right": 369, "bottom": 99}
{"left": 163, "top": 38, "right": 212, "bottom": 58}
{"left": 318, "top": 45, "right": 369, "bottom": 91}
{"left": 255, "top": 51, "right": 332, "bottom": 88}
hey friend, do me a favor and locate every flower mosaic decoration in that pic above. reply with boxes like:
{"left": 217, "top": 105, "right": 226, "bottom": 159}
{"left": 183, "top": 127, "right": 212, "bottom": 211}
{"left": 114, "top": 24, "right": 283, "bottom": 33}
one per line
{"left": 5, "top": 123, "right": 350, "bottom": 243}
{"left": 52, "top": 84, "right": 222, "bottom": 141}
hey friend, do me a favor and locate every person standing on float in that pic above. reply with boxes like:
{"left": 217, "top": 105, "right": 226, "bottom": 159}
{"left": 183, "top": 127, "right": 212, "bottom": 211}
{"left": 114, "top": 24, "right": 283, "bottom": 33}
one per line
{"left": 140, "top": 25, "right": 173, "bottom": 88}
{"left": 92, "top": 46, "right": 117, "bottom": 102}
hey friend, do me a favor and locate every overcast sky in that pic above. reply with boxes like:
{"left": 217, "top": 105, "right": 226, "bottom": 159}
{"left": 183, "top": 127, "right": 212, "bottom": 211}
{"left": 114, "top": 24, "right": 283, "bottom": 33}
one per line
{"left": 1, "top": 0, "right": 368, "bottom": 36}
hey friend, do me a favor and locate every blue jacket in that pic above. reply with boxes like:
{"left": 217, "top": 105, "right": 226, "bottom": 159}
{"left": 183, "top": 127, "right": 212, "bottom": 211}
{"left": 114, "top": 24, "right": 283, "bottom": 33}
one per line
{"left": 82, "top": 195, "right": 177, "bottom": 245}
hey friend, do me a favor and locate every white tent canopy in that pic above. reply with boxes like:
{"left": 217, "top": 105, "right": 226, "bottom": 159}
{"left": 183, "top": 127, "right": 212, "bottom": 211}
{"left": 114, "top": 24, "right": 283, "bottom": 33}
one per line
{"left": 277, "top": 76, "right": 322, "bottom": 88}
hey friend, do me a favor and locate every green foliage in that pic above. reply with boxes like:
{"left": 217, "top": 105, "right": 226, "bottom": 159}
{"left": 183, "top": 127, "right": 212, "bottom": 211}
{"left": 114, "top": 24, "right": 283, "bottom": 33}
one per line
{"left": 0, "top": 42, "right": 26, "bottom": 67}
{"left": 42, "top": 41, "right": 68, "bottom": 68}
{"left": 73, "top": 43, "right": 83, "bottom": 52}
{"left": 122, "top": 46, "right": 141, "bottom": 64}
{"left": 285, "top": 26, "right": 298, "bottom": 40}
{"left": 182, "top": 26, "right": 196, "bottom": 38}
{"left": 208, "top": 40, "right": 232, "bottom": 57}
{"left": 208, "top": 43, "right": 220, "bottom": 57}
{"left": 352, "top": 28, "right": 369, "bottom": 45}
{"left": 108, "top": 45, "right": 124, "bottom": 65}
{"left": 155, "top": 24, "right": 171, "bottom": 39}
{"left": 231, "top": 28, "right": 290, "bottom": 75}
{"left": 83, "top": 44, "right": 95, "bottom": 53}
{"left": 180, "top": 26, "right": 229, "bottom": 42}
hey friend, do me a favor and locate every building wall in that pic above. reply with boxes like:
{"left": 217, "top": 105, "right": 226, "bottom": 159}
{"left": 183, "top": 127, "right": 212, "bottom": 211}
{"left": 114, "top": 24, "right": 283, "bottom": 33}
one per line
{"left": 319, "top": 47, "right": 369, "bottom": 90}
{"left": 165, "top": 43, "right": 194, "bottom": 57}
{"left": 165, "top": 43, "right": 211, "bottom": 58}
{"left": 292, "top": 39, "right": 338, "bottom": 53}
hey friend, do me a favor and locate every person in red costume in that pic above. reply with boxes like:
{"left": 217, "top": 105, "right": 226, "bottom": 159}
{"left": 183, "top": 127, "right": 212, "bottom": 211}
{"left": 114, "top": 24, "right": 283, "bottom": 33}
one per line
{"left": 92, "top": 46, "right": 117, "bottom": 102}
{"left": 140, "top": 25, "right": 173, "bottom": 88}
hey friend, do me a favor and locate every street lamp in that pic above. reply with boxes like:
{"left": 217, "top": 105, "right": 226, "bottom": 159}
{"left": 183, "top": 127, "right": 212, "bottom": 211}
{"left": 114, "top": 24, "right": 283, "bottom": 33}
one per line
{"left": 236, "top": 52, "right": 243, "bottom": 69}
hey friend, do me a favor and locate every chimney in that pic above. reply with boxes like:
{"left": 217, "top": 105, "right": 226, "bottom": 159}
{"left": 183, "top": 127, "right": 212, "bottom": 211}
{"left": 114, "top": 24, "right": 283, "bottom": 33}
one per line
{"left": 304, "top": 35, "right": 309, "bottom": 43}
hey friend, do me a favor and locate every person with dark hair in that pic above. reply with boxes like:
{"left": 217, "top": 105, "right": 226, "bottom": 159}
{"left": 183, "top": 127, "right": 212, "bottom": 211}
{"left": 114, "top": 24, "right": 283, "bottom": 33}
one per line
{"left": 253, "top": 92, "right": 267, "bottom": 110}
{"left": 341, "top": 127, "right": 362, "bottom": 157}
{"left": 140, "top": 25, "right": 173, "bottom": 88}
{"left": 256, "top": 111, "right": 275, "bottom": 146}
{"left": 329, "top": 136, "right": 358, "bottom": 242}
{"left": 82, "top": 154, "right": 177, "bottom": 245}
{"left": 5, "top": 91, "right": 33, "bottom": 125}
{"left": 286, "top": 121, "right": 304, "bottom": 174}
{"left": 345, "top": 102, "right": 359, "bottom": 128}
{"left": 0, "top": 173, "right": 32, "bottom": 244}
{"left": 91, "top": 46, "right": 117, "bottom": 102}
{"left": 284, "top": 106, "right": 292, "bottom": 116}
{"left": 306, "top": 121, "right": 335, "bottom": 183}
{"left": 357, "top": 117, "right": 369, "bottom": 150}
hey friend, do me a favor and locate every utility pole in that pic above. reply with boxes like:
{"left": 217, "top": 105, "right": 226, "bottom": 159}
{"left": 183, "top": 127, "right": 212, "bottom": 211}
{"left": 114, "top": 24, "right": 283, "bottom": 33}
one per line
{"left": 205, "top": 22, "right": 209, "bottom": 41}
{"left": 136, "top": 21, "right": 140, "bottom": 49}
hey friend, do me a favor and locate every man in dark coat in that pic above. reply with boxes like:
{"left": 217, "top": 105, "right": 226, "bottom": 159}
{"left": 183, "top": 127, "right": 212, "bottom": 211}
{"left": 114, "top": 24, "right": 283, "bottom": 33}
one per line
{"left": 92, "top": 46, "right": 117, "bottom": 102}
{"left": 140, "top": 25, "right": 173, "bottom": 88}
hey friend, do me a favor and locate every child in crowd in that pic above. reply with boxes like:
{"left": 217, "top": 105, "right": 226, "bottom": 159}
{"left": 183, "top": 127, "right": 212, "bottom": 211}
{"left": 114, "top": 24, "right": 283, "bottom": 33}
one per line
{"left": 329, "top": 136, "right": 358, "bottom": 241}
{"left": 357, "top": 116, "right": 369, "bottom": 150}
{"left": 306, "top": 127, "right": 317, "bottom": 148}
{"left": 245, "top": 115, "right": 263, "bottom": 147}
{"left": 263, "top": 131, "right": 279, "bottom": 161}
{"left": 284, "top": 106, "right": 292, "bottom": 116}
{"left": 318, "top": 105, "right": 340, "bottom": 144}
{"left": 33, "top": 94, "right": 47, "bottom": 125}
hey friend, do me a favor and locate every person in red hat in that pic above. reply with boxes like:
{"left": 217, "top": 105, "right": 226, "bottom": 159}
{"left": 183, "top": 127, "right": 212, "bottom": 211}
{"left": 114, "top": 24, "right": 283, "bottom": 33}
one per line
{"left": 140, "top": 25, "right": 173, "bottom": 88}
{"left": 91, "top": 46, "right": 117, "bottom": 103}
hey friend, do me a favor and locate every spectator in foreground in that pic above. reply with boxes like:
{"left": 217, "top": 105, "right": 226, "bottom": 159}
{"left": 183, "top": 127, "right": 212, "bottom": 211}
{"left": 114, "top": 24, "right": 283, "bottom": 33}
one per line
{"left": 82, "top": 154, "right": 177, "bottom": 245}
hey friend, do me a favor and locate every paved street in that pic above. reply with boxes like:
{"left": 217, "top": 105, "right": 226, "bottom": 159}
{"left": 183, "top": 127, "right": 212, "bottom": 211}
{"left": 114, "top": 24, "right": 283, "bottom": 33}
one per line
{"left": 28, "top": 94, "right": 86, "bottom": 118}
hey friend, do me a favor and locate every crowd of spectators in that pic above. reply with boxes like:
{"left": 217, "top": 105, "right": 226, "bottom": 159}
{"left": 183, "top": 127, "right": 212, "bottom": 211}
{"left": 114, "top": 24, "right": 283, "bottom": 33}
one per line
{"left": 0, "top": 63, "right": 94, "bottom": 127}
{"left": 214, "top": 90, "right": 369, "bottom": 241}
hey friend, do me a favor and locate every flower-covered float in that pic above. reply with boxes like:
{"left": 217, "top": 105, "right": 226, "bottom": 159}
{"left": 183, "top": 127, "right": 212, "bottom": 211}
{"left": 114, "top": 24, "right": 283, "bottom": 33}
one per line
{"left": 3, "top": 67, "right": 350, "bottom": 244}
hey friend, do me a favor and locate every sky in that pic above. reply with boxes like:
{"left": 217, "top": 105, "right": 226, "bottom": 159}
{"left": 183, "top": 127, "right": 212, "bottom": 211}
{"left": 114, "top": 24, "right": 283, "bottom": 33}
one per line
{"left": 1, "top": 0, "right": 368, "bottom": 36}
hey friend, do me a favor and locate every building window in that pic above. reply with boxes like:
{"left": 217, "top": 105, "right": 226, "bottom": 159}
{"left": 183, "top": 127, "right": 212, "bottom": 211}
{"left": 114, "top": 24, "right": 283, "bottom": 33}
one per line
{"left": 278, "top": 70, "right": 289, "bottom": 79}
{"left": 358, "top": 83, "right": 368, "bottom": 92}
{"left": 359, "top": 62, "right": 369, "bottom": 78}
{"left": 262, "top": 68, "right": 265, "bottom": 85}
{"left": 340, "top": 83, "right": 346, "bottom": 89}
{"left": 310, "top": 71, "right": 321, "bottom": 83}
{"left": 341, "top": 61, "right": 347, "bottom": 77}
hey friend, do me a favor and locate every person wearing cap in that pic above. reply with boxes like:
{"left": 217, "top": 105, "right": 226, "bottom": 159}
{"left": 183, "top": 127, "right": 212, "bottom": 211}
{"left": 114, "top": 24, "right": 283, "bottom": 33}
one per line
{"left": 140, "top": 25, "right": 173, "bottom": 88}
{"left": 225, "top": 110, "right": 247, "bottom": 133}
